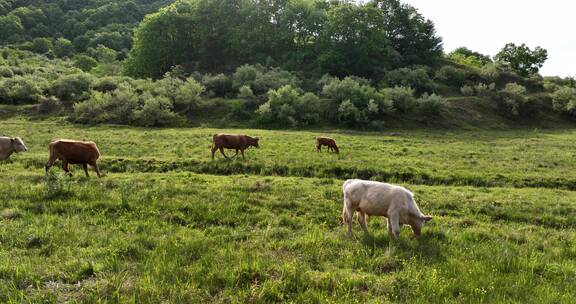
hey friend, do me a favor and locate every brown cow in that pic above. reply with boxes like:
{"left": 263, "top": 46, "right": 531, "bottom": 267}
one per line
{"left": 45, "top": 139, "right": 102, "bottom": 177}
{"left": 316, "top": 137, "right": 339, "bottom": 154}
{"left": 211, "top": 134, "right": 259, "bottom": 160}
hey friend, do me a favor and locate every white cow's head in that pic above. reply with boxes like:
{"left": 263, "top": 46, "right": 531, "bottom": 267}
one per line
{"left": 410, "top": 215, "right": 433, "bottom": 236}
{"left": 11, "top": 137, "right": 28, "bottom": 153}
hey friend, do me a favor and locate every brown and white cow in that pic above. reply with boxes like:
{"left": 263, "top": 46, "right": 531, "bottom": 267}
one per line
{"left": 211, "top": 134, "right": 259, "bottom": 160}
{"left": 45, "top": 139, "right": 102, "bottom": 177}
{"left": 0, "top": 136, "right": 28, "bottom": 160}
{"left": 315, "top": 136, "right": 339, "bottom": 154}
{"left": 342, "top": 179, "right": 432, "bottom": 239}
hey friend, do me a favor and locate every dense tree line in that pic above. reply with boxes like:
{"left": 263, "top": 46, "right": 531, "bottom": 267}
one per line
{"left": 125, "top": 0, "right": 443, "bottom": 79}
{"left": 0, "top": 0, "right": 175, "bottom": 55}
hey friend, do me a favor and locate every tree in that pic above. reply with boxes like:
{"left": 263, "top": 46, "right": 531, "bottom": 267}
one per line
{"left": 30, "top": 37, "right": 53, "bottom": 54}
{"left": 449, "top": 47, "right": 492, "bottom": 67}
{"left": 495, "top": 43, "right": 548, "bottom": 76}
{"left": 74, "top": 54, "right": 98, "bottom": 72}
{"left": 53, "top": 37, "right": 74, "bottom": 58}
{"left": 0, "top": 15, "right": 24, "bottom": 43}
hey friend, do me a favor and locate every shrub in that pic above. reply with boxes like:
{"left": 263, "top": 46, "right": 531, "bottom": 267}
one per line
{"left": 93, "top": 76, "right": 134, "bottom": 93}
{"left": 252, "top": 68, "right": 302, "bottom": 95}
{"left": 382, "top": 68, "right": 435, "bottom": 93}
{"left": 238, "top": 85, "right": 256, "bottom": 100}
{"left": 338, "top": 100, "right": 366, "bottom": 126}
{"left": 72, "top": 84, "right": 139, "bottom": 124}
{"left": 551, "top": 87, "right": 576, "bottom": 116}
{"left": 435, "top": 66, "right": 467, "bottom": 87}
{"left": 73, "top": 54, "right": 98, "bottom": 72}
{"left": 256, "top": 85, "right": 321, "bottom": 127}
{"left": 132, "top": 94, "right": 179, "bottom": 127}
{"left": 322, "top": 77, "right": 379, "bottom": 108}
{"left": 0, "top": 75, "right": 47, "bottom": 104}
{"left": 174, "top": 78, "right": 205, "bottom": 115}
{"left": 202, "top": 73, "right": 233, "bottom": 97}
{"left": 380, "top": 86, "right": 415, "bottom": 113}
{"left": 233, "top": 64, "right": 260, "bottom": 89}
{"left": 460, "top": 85, "right": 475, "bottom": 96}
{"left": 497, "top": 83, "right": 532, "bottom": 117}
{"left": 0, "top": 66, "right": 13, "bottom": 77}
{"left": 480, "top": 64, "right": 501, "bottom": 83}
{"left": 475, "top": 83, "right": 496, "bottom": 96}
{"left": 49, "top": 73, "right": 93, "bottom": 101}
{"left": 417, "top": 93, "right": 446, "bottom": 117}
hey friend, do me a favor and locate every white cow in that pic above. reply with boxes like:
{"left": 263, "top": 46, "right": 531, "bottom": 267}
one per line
{"left": 342, "top": 179, "right": 432, "bottom": 239}
{"left": 0, "top": 137, "right": 28, "bottom": 160}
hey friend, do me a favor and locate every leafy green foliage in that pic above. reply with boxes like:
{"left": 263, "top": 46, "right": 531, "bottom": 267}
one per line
{"left": 497, "top": 83, "right": 532, "bottom": 117}
{"left": 126, "top": 0, "right": 443, "bottom": 78}
{"left": 382, "top": 68, "right": 435, "bottom": 93}
{"left": 417, "top": 93, "right": 446, "bottom": 117}
{"left": 449, "top": 47, "right": 492, "bottom": 68}
{"left": 256, "top": 85, "right": 321, "bottom": 127}
{"left": 551, "top": 87, "right": 576, "bottom": 117}
{"left": 495, "top": 43, "right": 548, "bottom": 77}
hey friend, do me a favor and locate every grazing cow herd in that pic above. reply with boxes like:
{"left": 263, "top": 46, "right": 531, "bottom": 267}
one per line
{"left": 1, "top": 133, "right": 432, "bottom": 238}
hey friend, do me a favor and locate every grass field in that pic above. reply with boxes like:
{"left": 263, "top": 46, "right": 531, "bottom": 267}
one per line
{"left": 1, "top": 117, "right": 576, "bottom": 303}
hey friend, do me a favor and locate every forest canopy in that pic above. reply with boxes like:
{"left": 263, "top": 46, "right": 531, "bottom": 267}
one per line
{"left": 125, "top": 0, "right": 443, "bottom": 79}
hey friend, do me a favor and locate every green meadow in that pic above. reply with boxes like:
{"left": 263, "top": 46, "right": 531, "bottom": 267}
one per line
{"left": 1, "top": 117, "right": 576, "bottom": 303}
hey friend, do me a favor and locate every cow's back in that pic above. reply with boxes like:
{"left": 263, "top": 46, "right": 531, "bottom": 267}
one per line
{"left": 214, "top": 134, "right": 247, "bottom": 149}
{"left": 51, "top": 140, "right": 100, "bottom": 164}
{"left": 344, "top": 179, "right": 411, "bottom": 216}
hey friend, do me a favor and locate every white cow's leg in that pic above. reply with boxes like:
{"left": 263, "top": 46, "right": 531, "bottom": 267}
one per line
{"left": 388, "top": 212, "right": 401, "bottom": 239}
{"left": 358, "top": 211, "right": 368, "bottom": 233}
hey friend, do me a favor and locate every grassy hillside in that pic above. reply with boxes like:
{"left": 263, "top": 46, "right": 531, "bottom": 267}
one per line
{"left": 1, "top": 119, "right": 576, "bottom": 302}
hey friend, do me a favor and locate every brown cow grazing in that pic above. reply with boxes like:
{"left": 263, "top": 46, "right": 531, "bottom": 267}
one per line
{"left": 211, "top": 134, "right": 259, "bottom": 160}
{"left": 316, "top": 137, "right": 339, "bottom": 154}
{"left": 45, "top": 139, "right": 102, "bottom": 177}
{"left": 0, "top": 136, "right": 28, "bottom": 160}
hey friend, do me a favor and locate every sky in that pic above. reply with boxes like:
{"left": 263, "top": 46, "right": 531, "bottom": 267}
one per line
{"left": 401, "top": 0, "right": 575, "bottom": 77}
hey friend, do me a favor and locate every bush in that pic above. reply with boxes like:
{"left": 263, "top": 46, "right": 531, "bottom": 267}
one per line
{"left": 252, "top": 68, "right": 302, "bottom": 95}
{"left": 0, "top": 66, "right": 13, "bottom": 77}
{"left": 322, "top": 77, "right": 379, "bottom": 108}
{"left": 238, "top": 85, "right": 256, "bottom": 100}
{"left": 202, "top": 73, "right": 233, "bottom": 97}
{"left": 338, "top": 100, "right": 366, "bottom": 126}
{"left": 132, "top": 94, "right": 179, "bottom": 127}
{"left": 382, "top": 68, "right": 435, "bottom": 93}
{"left": 256, "top": 85, "right": 321, "bottom": 127}
{"left": 233, "top": 64, "right": 259, "bottom": 89}
{"left": 380, "top": 86, "right": 415, "bottom": 113}
{"left": 460, "top": 85, "right": 475, "bottom": 96}
{"left": 497, "top": 83, "right": 531, "bottom": 117}
{"left": 417, "top": 93, "right": 446, "bottom": 117}
{"left": 73, "top": 54, "right": 98, "bottom": 72}
{"left": 72, "top": 84, "right": 139, "bottom": 124}
{"left": 435, "top": 66, "right": 467, "bottom": 87}
{"left": 552, "top": 87, "right": 576, "bottom": 116}
{"left": 475, "top": 83, "right": 496, "bottom": 96}
{"left": 174, "top": 78, "right": 205, "bottom": 115}
{"left": 479, "top": 64, "right": 501, "bottom": 83}
{"left": 0, "top": 75, "right": 47, "bottom": 104}
{"left": 93, "top": 76, "right": 134, "bottom": 93}
{"left": 49, "top": 73, "right": 93, "bottom": 101}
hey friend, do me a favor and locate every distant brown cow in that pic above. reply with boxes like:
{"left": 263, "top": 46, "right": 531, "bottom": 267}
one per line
{"left": 316, "top": 137, "right": 339, "bottom": 154}
{"left": 211, "top": 134, "right": 259, "bottom": 160}
{"left": 45, "top": 139, "right": 102, "bottom": 177}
